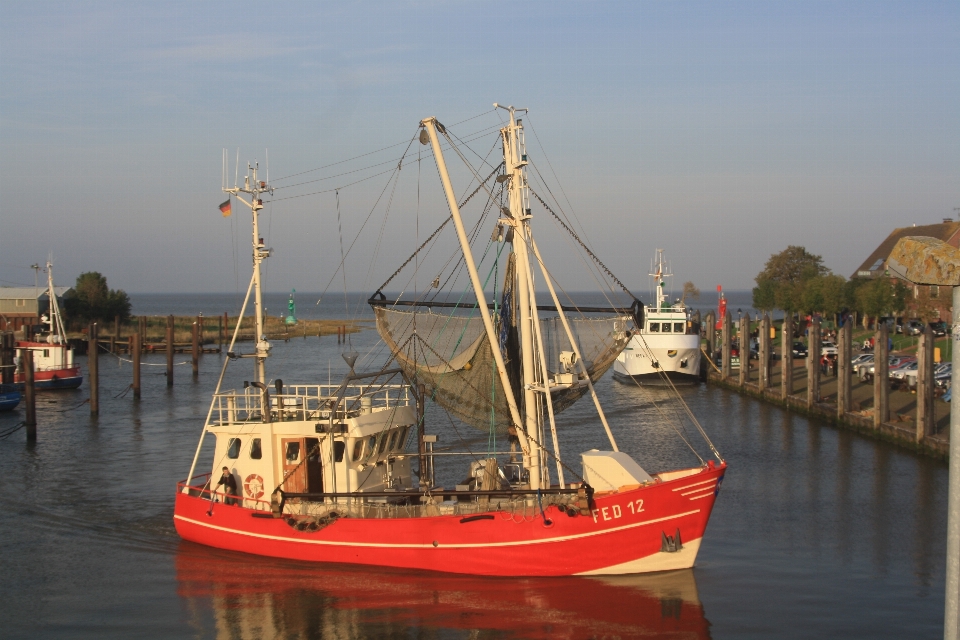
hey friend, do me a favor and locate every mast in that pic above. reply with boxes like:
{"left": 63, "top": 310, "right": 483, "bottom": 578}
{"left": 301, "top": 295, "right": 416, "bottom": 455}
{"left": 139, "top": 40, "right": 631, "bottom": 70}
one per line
{"left": 420, "top": 117, "right": 534, "bottom": 472}
{"left": 650, "top": 249, "right": 670, "bottom": 311}
{"left": 44, "top": 261, "right": 67, "bottom": 343}
{"left": 223, "top": 163, "right": 273, "bottom": 384}
{"left": 496, "top": 104, "right": 543, "bottom": 490}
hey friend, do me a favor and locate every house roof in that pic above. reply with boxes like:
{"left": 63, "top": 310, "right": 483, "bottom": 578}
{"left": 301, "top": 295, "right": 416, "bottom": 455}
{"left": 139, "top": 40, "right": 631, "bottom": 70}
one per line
{"left": 853, "top": 221, "right": 960, "bottom": 278}
{"left": 0, "top": 287, "right": 71, "bottom": 300}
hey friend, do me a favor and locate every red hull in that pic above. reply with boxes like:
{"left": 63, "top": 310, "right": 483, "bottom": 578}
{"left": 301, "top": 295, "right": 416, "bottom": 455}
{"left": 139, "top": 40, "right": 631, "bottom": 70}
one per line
{"left": 175, "top": 542, "right": 712, "bottom": 639}
{"left": 14, "top": 366, "right": 82, "bottom": 390}
{"left": 174, "top": 463, "right": 725, "bottom": 576}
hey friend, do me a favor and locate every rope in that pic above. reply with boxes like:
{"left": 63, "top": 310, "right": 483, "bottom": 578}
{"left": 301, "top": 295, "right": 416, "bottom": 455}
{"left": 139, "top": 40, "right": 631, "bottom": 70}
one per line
{"left": 375, "top": 162, "right": 504, "bottom": 294}
{"left": 0, "top": 421, "right": 25, "bottom": 439}
{"left": 529, "top": 188, "right": 636, "bottom": 301}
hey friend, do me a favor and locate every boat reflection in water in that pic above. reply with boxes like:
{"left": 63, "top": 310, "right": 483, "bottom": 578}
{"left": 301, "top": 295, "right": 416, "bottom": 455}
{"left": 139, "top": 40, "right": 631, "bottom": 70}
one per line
{"left": 175, "top": 543, "right": 711, "bottom": 639}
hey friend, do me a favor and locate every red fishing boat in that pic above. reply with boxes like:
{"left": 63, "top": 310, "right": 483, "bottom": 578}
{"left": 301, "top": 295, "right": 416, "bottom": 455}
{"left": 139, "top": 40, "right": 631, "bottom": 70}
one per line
{"left": 174, "top": 107, "right": 726, "bottom": 576}
{"left": 14, "top": 261, "right": 82, "bottom": 390}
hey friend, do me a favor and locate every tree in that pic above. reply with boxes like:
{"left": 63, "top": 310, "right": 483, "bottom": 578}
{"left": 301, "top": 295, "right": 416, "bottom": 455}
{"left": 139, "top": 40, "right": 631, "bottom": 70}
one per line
{"left": 680, "top": 281, "right": 700, "bottom": 304}
{"left": 801, "top": 274, "right": 847, "bottom": 317}
{"left": 753, "top": 246, "right": 830, "bottom": 313}
{"left": 854, "top": 277, "right": 909, "bottom": 323}
{"left": 752, "top": 278, "right": 777, "bottom": 312}
{"left": 63, "top": 272, "right": 131, "bottom": 326}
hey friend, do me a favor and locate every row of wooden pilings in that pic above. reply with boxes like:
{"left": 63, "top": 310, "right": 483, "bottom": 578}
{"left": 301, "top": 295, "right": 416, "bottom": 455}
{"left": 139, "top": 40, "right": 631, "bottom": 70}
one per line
{"left": 702, "top": 310, "right": 942, "bottom": 454}
{"left": 5, "top": 315, "right": 209, "bottom": 441}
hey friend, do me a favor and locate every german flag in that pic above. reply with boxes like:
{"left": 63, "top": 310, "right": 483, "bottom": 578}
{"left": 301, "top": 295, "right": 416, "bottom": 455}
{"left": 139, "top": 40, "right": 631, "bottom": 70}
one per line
{"left": 219, "top": 199, "right": 231, "bottom": 217}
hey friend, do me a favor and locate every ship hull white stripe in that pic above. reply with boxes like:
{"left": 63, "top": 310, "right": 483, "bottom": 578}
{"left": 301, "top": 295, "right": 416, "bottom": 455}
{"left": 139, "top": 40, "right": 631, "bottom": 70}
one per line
{"left": 673, "top": 478, "right": 717, "bottom": 492}
{"left": 681, "top": 486, "right": 716, "bottom": 497}
{"left": 174, "top": 509, "right": 701, "bottom": 549}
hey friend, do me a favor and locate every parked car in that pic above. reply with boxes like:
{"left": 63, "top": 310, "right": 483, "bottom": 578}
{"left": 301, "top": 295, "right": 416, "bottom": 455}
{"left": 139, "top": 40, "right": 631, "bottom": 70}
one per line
{"left": 791, "top": 342, "right": 807, "bottom": 358}
{"left": 930, "top": 322, "right": 948, "bottom": 337}
{"left": 864, "top": 355, "right": 909, "bottom": 381}
{"left": 820, "top": 341, "right": 838, "bottom": 357}
{"left": 905, "top": 320, "right": 924, "bottom": 336}
{"left": 890, "top": 361, "right": 918, "bottom": 381}
{"left": 850, "top": 353, "right": 873, "bottom": 368}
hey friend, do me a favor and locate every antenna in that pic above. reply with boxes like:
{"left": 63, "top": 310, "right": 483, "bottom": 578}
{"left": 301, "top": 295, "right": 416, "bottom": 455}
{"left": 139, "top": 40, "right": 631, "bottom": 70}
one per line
{"left": 234, "top": 148, "right": 240, "bottom": 188}
{"left": 266, "top": 149, "right": 269, "bottom": 184}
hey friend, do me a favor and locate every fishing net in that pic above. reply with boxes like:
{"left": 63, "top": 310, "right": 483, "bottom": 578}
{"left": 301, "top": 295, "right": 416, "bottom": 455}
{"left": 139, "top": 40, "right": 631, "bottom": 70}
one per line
{"left": 374, "top": 305, "right": 628, "bottom": 433}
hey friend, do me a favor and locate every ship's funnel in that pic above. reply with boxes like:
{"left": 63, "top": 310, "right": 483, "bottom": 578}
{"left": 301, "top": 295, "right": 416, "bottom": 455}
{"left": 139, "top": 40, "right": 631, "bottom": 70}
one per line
{"left": 342, "top": 351, "right": 359, "bottom": 372}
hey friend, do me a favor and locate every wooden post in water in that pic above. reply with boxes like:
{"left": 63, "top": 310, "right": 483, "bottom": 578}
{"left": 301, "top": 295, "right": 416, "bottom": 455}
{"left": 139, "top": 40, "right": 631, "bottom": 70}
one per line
{"left": 24, "top": 350, "right": 36, "bottom": 441}
{"left": 759, "top": 314, "right": 770, "bottom": 391}
{"left": 132, "top": 332, "right": 141, "bottom": 399}
{"left": 721, "top": 312, "right": 732, "bottom": 379}
{"left": 192, "top": 319, "right": 200, "bottom": 379}
{"left": 807, "top": 318, "right": 821, "bottom": 408}
{"left": 782, "top": 314, "right": 794, "bottom": 398}
{"left": 739, "top": 316, "right": 749, "bottom": 387}
{"left": 705, "top": 312, "right": 716, "bottom": 358}
{"left": 874, "top": 322, "right": 889, "bottom": 427}
{"left": 109, "top": 334, "right": 116, "bottom": 354}
{"left": 89, "top": 323, "right": 99, "bottom": 416}
{"left": 917, "top": 329, "right": 935, "bottom": 441}
{"left": 838, "top": 319, "right": 852, "bottom": 417}
{"left": 166, "top": 315, "right": 174, "bottom": 387}
{"left": 0, "top": 332, "right": 13, "bottom": 384}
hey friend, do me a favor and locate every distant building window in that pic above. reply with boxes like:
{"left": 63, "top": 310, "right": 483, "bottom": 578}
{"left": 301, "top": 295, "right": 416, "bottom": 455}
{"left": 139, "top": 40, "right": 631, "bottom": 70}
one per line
{"left": 914, "top": 285, "right": 919, "bottom": 299}
{"left": 931, "top": 285, "right": 939, "bottom": 299}
{"left": 15, "top": 299, "right": 25, "bottom": 307}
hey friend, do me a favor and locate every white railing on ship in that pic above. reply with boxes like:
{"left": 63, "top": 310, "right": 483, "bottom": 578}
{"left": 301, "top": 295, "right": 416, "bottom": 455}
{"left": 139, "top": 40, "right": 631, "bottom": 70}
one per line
{"left": 208, "top": 384, "right": 412, "bottom": 426}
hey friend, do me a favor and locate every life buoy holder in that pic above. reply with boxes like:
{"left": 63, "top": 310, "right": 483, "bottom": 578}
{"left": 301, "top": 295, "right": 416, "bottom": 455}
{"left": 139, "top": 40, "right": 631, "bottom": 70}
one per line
{"left": 244, "top": 474, "right": 265, "bottom": 500}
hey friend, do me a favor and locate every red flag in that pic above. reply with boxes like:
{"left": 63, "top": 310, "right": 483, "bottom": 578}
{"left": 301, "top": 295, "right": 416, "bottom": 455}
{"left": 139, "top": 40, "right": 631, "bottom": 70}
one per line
{"left": 219, "top": 199, "right": 231, "bottom": 217}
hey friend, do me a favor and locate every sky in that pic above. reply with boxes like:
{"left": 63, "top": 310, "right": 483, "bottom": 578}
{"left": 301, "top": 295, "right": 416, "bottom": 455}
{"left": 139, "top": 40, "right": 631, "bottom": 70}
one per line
{"left": 1, "top": 0, "right": 957, "bottom": 299}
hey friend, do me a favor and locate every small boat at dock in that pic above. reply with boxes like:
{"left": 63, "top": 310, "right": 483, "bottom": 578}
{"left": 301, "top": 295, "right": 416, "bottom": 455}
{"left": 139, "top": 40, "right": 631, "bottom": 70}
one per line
{"left": 14, "top": 262, "right": 82, "bottom": 391}
{"left": 0, "top": 384, "right": 21, "bottom": 411}
{"left": 613, "top": 249, "right": 701, "bottom": 385}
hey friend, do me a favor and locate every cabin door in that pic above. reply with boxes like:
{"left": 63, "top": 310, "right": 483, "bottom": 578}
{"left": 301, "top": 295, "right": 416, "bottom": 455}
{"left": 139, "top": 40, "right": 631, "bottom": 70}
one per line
{"left": 280, "top": 437, "right": 324, "bottom": 494}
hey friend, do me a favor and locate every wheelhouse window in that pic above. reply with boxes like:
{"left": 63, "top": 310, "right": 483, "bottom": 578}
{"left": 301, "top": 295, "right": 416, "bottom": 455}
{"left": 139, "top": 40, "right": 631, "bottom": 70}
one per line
{"left": 386, "top": 430, "right": 398, "bottom": 451}
{"left": 377, "top": 433, "right": 389, "bottom": 456}
{"left": 249, "top": 438, "right": 262, "bottom": 459}
{"left": 285, "top": 441, "right": 301, "bottom": 463}
{"left": 365, "top": 435, "right": 378, "bottom": 461}
{"left": 395, "top": 426, "right": 409, "bottom": 450}
{"left": 351, "top": 439, "right": 364, "bottom": 462}
{"left": 334, "top": 441, "right": 346, "bottom": 462}
{"left": 674, "top": 323, "right": 685, "bottom": 333}
{"left": 227, "top": 438, "right": 242, "bottom": 459}
{"left": 648, "top": 322, "right": 660, "bottom": 332}
{"left": 661, "top": 323, "right": 671, "bottom": 333}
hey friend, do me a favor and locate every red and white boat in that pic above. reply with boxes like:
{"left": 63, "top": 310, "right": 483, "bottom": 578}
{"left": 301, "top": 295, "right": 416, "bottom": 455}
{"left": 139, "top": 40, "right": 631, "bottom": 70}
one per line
{"left": 174, "top": 108, "right": 726, "bottom": 576}
{"left": 15, "top": 261, "right": 82, "bottom": 391}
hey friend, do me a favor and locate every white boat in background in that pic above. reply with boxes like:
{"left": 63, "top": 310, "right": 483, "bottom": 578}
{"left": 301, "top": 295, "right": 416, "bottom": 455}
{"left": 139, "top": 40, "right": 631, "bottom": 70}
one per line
{"left": 614, "top": 250, "right": 701, "bottom": 385}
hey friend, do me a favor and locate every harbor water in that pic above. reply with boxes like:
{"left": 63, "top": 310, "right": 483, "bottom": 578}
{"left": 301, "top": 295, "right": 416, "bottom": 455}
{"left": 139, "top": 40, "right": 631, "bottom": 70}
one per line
{"left": 0, "top": 294, "right": 947, "bottom": 638}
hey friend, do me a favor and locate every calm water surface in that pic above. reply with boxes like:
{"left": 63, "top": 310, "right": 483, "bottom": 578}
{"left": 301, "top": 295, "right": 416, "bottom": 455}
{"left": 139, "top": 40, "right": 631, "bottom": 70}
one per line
{"left": 0, "top": 316, "right": 947, "bottom": 638}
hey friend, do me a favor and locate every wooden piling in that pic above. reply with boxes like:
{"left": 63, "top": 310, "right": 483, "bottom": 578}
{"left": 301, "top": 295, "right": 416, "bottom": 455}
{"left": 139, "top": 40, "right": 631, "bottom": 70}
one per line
{"left": 192, "top": 319, "right": 200, "bottom": 379}
{"left": 89, "top": 323, "right": 99, "bottom": 416}
{"left": 874, "top": 322, "right": 889, "bottom": 427}
{"left": 782, "top": 314, "right": 794, "bottom": 398}
{"left": 759, "top": 314, "right": 770, "bottom": 391}
{"left": 0, "top": 332, "right": 13, "bottom": 385}
{"left": 705, "top": 311, "right": 716, "bottom": 357}
{"left": 807, "top": 318, "right": 820, "bottom": 408}
{"left": 740, "top": 314, "right": 750, "bottom": 387}
{"left": 132, "top": 332, "right": 141, "bottom": 400}
{"left": 166, "top": 315, "right": 174, "bottom": 387}
{"left": 838, "top": 320, "right": 852, "bottom": 417}
{"left": 917, "top": 329, "right": 935, "bottom": 440}
{"left": 24, "top": 350, "right": 36, "bottom": 441}
{"left": 109, "top": 335, "right": 116, "bottom": 354}
{"left": 721, "top": 312, "right": 732, "bottom": 379}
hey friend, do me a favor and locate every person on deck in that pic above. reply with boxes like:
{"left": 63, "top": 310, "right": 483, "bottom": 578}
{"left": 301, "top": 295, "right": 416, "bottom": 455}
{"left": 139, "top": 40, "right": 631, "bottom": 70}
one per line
{"left": 217, "top": 466, "right": 239, "bottom": 505}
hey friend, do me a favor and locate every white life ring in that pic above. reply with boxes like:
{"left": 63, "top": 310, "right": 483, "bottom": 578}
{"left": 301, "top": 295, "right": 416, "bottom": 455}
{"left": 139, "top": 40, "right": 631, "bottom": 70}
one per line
{"left": 243, "top": 474, "right": 264, "bottom": 500}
